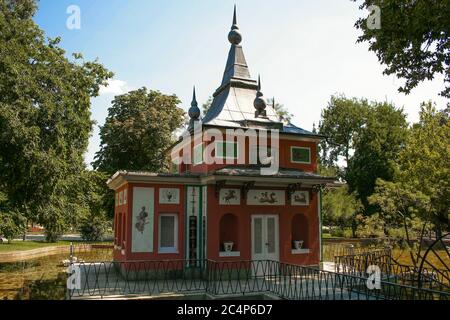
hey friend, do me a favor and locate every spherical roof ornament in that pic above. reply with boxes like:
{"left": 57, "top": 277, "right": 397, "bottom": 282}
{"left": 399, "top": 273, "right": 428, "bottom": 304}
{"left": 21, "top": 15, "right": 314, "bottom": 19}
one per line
{"left": 254, "top": 75, "right": 267, "bottom": 117}
{"left": 228, "top": 5, "right": 242, "bottom": 45}
{"left": 188, "top": 86, "right": 201, "bottom": 120}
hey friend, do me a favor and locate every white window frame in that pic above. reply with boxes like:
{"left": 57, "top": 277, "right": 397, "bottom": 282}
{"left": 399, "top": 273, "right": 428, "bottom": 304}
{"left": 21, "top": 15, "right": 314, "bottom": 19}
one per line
{"left": 290, "top": 146, "right": 311, "bottom": 164}
{"left": 215, "top": 141, "right": 239, "bottom": 160}
{"left": 158, "top": 214, "right": 178, "bottom": 254}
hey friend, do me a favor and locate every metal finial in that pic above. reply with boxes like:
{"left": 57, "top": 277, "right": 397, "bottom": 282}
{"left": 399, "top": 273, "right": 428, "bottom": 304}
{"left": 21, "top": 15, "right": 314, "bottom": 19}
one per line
{"left": 189, "top": 86, "right": 200, "bottom": 120}
{"left": 254, "top": 75, "right": 267, "bottom": 116}
{"left": 228, "top": 5, "right": 242, "bottom": 45}
{"left": 192, "top": 86, "right": 197, "bottom": 107}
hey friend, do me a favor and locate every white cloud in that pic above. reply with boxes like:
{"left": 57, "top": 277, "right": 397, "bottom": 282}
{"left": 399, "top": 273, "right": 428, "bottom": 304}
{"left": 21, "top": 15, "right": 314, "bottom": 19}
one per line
{"left": 99, "top": 79, "right": 132, "bottom": 96}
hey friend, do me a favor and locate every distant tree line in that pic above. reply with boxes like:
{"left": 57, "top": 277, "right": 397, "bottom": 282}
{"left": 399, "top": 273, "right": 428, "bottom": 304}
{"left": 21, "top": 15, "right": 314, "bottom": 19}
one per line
{"left": 319, "top": 95, "right": 449, "bottom": 240}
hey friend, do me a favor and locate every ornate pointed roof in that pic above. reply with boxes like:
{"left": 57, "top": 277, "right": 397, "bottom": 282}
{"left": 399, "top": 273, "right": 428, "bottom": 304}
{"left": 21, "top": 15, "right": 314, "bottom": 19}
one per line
{"left": 199, "top": 7, "right": 320, "bottom": 138}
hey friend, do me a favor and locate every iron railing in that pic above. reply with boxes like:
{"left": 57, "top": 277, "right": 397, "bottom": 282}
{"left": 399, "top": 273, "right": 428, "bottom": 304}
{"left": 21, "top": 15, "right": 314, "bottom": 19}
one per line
{"left": 67, "top": 259, "right": 450, "bottom": 300}
{"left": 334, "top": 249, "right": 450, "bottom": 291}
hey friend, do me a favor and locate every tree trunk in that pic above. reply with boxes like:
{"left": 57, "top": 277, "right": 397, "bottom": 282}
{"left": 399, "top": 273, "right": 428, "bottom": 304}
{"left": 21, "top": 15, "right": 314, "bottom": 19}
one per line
{"left": 351, "top": 214, "right": 357, "bottom": 238}
{"left": 22, "top": 219, "right": 27, "bottom": 241}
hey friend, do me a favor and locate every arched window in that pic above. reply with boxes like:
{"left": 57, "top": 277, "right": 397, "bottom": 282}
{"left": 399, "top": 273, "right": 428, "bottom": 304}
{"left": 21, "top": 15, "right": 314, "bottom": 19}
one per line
{"left": 291, "top": 214, "right": 308, "bottom": 249}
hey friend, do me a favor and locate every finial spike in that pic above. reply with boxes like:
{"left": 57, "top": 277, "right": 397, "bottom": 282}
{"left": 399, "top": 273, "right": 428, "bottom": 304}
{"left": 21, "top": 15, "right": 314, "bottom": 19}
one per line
{"left": 258, "top": 75, "right": 261, "bottom": 91}
{"left": 191, "top": 85, "right": 198, "bottom": 108}
{"left": 189, "top": 85, "right": 200, "bottom": 121}
{"left": 228, "top": 5, "right": 242, "bottom": 44}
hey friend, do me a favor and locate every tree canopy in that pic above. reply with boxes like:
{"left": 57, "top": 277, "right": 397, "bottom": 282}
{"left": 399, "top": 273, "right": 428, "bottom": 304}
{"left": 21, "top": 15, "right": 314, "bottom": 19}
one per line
{"left": 318, "top": 95, "right": 370, "bottom": 170}
{"left": 370, "top": 102, "right": 450, "bottom": 236}
{"left": 346, "top": 102, "right": 408, "bottom": 213}
{"left": 93, "top": 88, "right": 186, "bottom": 174}
{"left": 355, "top": 0, "right": 449, "bottom": 98}
{"left": 0, "top": 0, "right": 112, "bottom": 240}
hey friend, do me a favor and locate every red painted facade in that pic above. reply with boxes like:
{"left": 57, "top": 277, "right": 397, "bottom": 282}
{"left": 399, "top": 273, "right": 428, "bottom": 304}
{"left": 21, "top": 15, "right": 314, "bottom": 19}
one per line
{"left": 111, "top": 133, "right": 323, "bottom": 267}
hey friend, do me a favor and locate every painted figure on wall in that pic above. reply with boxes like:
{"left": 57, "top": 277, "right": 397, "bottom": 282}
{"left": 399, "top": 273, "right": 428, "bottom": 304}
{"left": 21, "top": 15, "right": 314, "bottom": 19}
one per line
{"left": 222, "top": 190, "right": 237, "bottom": 204}
{"left": 135, "top": 206, "right": 149, "bottom": 234}
{"left": 256, "top": 192, "right": 278, "bottom": 204}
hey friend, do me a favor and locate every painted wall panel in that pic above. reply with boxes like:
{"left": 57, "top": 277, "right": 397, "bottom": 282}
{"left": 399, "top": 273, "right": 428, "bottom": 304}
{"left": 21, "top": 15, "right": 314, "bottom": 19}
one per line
{"left": 131, "top": 187, "right": 154, "bottom": 253}
{"left": 247, "top": 190, "right": 285, "bottom": 206}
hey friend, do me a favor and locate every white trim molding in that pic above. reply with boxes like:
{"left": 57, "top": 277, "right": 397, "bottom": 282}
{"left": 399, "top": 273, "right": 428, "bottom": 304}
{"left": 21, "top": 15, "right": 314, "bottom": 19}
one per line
{"left": 290, "top": 146, "right": 311, "bottom": 164}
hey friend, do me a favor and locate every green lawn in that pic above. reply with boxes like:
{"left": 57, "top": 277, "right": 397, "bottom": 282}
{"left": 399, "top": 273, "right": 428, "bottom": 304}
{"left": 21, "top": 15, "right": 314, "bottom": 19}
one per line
{"left": 0, "top": 241, "right": 73, "bottom": 253}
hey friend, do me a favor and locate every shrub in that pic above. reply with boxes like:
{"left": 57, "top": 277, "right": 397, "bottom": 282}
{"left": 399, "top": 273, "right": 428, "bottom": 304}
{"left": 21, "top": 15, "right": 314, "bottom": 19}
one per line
{"left": 79, "top": 214, "right": 107, "bottom": 242}
{"left": 0, "top": 211, "right": 25, "bottom": 242}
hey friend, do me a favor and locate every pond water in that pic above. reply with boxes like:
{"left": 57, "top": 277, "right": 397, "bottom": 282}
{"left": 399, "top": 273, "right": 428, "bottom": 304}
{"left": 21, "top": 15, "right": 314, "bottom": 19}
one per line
{"left": 0, "top": 249, "right": 112, "bottom": 300}
{"left": 1, "top": 242, "right": 447, "bottom": 300}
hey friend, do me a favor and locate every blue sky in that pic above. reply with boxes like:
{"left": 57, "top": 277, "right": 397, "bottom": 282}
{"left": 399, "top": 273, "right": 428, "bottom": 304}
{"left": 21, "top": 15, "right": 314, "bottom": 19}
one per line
{"left": 34, "top": 0, "right": 447, "bottom": 168}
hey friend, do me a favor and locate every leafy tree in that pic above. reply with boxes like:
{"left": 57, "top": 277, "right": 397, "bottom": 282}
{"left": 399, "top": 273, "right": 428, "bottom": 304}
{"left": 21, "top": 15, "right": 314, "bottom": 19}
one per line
{"left": 346, "top": 102, "right": 408, "bottom": 213}
{"left": 318, "top": 95, "right": 370, "bottom": 171}
{"left": 0, "top": 0, "right": 112, "bottom": 241}
{"left": 266, "top": 98, "right": 293, "bottom": 124}
{"left": 202, "top": 96, "right": 213, "bottom": 117}
{"left": 79, "top": 171, "right": 110, "bottom": 241}
{"left": 93, "top": 88, "right": 186, "bottom": 174}
{"left": 354, "top": 0, "right": 449, "bottom": 98}
{"left": 79, "top": 214, "right": 108, "bottom": 242}
{"left": 0, "top": 192, "right": 26, "bottom": 242}
{"left": 322, "top": 185, "right": 362, "bottom": 238}
{"left": 397, "top": 102, "right": 449, "bottom": 235}
{"left": 383, "top": 103, "right": 449, "bottom": 236}
{"left": 369, "top": 179, "right": 432, "bottom": 259}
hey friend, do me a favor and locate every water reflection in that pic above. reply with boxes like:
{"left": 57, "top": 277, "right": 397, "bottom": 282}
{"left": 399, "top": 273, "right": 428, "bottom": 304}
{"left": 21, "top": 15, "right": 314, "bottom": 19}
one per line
{"left": 0, "top": 249, "right": 112, "bottom": 300}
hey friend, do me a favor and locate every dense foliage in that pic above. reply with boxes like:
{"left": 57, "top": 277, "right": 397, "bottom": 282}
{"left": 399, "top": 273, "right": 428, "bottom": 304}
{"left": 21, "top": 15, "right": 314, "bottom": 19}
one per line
{"left": 93, "top": 88, "right": 185, "bottom": 174}
{"left": 355, "top": 0, "right": 449, "bottom": 98}
{"left": 0, "top": 0, "right": 112, "bottom": 241}
{"left": 370, "top": 103, "right": 450, "bottom": 237}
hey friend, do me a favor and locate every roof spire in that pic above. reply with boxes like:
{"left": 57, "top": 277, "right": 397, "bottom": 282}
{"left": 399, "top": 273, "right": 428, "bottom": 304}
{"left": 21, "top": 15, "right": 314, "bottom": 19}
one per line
{"left": 232, "top": 4, "right": 237, "bottom": 28}
{"left": 192, "top": 86, "right": 197, "bottom": 106}
{"left": 254, "top": 75, "right": 267, "bottom": 117}
{"left": 188, "top": 86, "right": 200, "bottom": 122}
{"left": 228, "top": 5, "right": 242, "bottom": 45}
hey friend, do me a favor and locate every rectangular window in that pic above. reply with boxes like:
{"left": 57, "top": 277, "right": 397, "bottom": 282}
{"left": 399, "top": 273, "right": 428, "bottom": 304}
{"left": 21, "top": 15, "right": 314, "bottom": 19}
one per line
{"left": 291, "top": 147, "right": 311, "bottom": 164}
{"left": 215, "top": 141, "right": 238, "bottom": 159}
{"left": 159, "top": 214, "right": 178, "bottom": 253}
{"left": 193, "top": 144, "right": 203, "bottom": 165}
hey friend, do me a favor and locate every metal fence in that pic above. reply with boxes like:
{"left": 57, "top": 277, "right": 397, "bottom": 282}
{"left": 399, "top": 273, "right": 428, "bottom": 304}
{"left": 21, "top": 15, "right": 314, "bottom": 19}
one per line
{"left": 67, "top": 259, "right": 450, "bottom": 300}
{"left": 334, "top": 249, "right": 450, "bottom": 291}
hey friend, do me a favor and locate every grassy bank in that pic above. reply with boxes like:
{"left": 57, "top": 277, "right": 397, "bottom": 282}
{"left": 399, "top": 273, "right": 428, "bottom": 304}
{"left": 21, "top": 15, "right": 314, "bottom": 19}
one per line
{"left": 0, "top": 241, "right": 73, "bottom": 253}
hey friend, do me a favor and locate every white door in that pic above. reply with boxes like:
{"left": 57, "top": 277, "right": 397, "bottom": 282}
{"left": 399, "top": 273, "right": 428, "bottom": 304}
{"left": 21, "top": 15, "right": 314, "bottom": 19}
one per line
{"left": 251, "top": 215, "right": 279, "bottom": 262}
